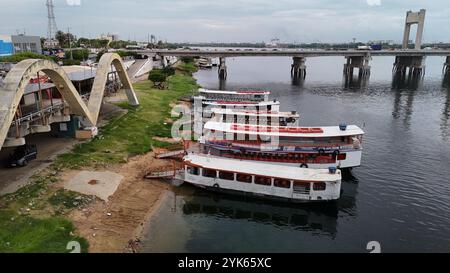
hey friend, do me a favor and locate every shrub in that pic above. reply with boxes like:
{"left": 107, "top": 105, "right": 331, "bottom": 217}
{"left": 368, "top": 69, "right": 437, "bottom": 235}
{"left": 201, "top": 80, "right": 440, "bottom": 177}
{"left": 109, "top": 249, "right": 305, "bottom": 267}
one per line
{"left": 180, "top": 56, "right": 194, "bottom": 63}
{"left": 0, "top": 52, "right": 56, "bottom": 63}
{"left": 148, "top": 69, "right": 168, "bottom": 88}
{"left": 162, "top": 66, "right": 175, "bottom": 76}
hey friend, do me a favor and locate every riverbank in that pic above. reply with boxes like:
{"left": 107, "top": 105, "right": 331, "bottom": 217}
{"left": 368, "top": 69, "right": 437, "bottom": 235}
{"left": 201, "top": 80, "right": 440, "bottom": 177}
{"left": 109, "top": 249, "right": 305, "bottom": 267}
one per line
{"left": 0, "top": 61, "right": 199, "bottom": 253}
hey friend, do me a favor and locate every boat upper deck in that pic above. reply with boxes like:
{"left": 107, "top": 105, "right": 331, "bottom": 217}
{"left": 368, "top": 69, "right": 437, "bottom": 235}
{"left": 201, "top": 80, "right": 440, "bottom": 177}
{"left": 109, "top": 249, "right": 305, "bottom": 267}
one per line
{"left": 204, "top": 121, "right": 365, "bottom": 138}
{"left": 211, "top": 108, "right": 299, "bottom": 118}
{"left": 184, "top": 153, "right": 341, "bottom": 182}
{"left": 198, "top": 88, "right": 270, "bottom": 96}
{"left": 198, "top": 99, "right": 280, "bottom": 107}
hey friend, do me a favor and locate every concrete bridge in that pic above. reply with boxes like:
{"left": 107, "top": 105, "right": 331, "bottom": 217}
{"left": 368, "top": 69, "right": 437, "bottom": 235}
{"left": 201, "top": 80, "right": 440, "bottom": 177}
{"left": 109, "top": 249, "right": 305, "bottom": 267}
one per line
{"left": 137, "top": 48, "right": 450, "bottom": 81}
{"left": 139, "top": 49, "right": 450, "bottom": 58}
{"left": 137, "top": 10, "right": 449, "bottom": 82}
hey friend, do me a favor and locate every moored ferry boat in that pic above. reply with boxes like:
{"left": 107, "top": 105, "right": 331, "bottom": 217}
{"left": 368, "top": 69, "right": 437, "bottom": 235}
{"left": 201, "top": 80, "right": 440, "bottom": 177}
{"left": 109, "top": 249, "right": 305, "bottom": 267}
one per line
{"left": 194, "top": 98, "right": 281, "bottom": 118}
{"left": 199, "top": 121, "right": 365, "bottom": 169}
{"left": 210, "top": 108, "right": 300, "bottom": 126}
{"left": 182, "top": 153, "right": 342, "bottom": 202}
{"left": 198, "top": 88, "right": 270, "bottom": 102}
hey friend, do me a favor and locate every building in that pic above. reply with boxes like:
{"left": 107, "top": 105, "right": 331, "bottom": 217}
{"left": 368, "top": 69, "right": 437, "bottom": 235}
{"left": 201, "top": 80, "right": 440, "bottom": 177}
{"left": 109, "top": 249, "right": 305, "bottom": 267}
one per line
{"left": 12, "top": 35, "right": 42, "bottom": 54}
{"left": 0, "top": 35, "right": 43, "bottom": 56}
{"left": 0, "top": 35, "right": 14, "bottom": 57}
{"left": 43, "top": 39, "right": 59, "bottom": 49}
{"left": 98, "top": 33, "right": 119, "bottom": 42}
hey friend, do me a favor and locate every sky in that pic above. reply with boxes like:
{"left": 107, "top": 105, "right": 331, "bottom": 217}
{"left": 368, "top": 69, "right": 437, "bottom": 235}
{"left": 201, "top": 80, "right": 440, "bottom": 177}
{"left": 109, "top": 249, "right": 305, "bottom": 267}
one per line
{"left": 0, "top": 0, "right": 449, "bottom": 43}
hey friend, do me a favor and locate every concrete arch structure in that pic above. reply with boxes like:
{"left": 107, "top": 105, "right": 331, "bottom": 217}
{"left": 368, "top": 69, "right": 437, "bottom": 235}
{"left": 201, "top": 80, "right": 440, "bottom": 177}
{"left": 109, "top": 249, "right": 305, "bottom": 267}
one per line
{"left": 0, "top": 53, "right": 139, "bottom": 150}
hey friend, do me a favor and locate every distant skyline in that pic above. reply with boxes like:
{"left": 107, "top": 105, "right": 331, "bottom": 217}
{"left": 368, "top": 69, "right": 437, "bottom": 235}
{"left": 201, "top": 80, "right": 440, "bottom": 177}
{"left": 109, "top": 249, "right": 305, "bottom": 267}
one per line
{"left": 0, "top": 0, "right": 449, "bottom": 43}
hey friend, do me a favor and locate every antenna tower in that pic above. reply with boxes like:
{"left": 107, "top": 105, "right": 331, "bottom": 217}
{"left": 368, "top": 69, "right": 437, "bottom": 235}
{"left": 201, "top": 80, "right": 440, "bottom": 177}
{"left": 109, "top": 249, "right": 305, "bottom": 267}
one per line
{"left": 46, "top": 0, "right": 58, "bottom": 40}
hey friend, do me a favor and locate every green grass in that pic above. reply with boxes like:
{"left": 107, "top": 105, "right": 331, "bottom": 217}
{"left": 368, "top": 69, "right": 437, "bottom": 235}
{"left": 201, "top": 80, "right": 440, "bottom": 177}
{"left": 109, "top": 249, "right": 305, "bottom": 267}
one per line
{"left": 54, "top": 74, "right": 198, "bottom": 169}
{"left": 48, "top": 189, "right": 95, "bottom": 211}
{"left": 0, "top": 61, "right": 199, "bottom": 253}
{"left": 0, "top": 52, "right": 56, "bottom": 63}
{"left": 0, "top": 210, "right": 88, "bottom": 253}
{"left": 176, "top": 62, "right": 198, "bottom": 74}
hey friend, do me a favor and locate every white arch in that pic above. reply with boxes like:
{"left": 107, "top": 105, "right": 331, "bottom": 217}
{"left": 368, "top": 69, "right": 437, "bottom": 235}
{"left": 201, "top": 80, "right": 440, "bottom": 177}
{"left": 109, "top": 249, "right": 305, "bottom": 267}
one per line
{"left": 0, "top": 53, "right": 139, "bottom": 150}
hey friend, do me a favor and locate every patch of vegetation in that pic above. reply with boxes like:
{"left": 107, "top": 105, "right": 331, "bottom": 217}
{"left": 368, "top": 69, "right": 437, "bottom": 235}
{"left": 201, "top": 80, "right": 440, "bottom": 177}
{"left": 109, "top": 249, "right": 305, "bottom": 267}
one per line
{"left": 64, "top": 49, "right": 90, "bottom": 61}
{"left": 115, "top": 50, "right": 138, "bottom": 58}
{"left": 0, "top": 60, "right": 199, "bottom": 252}
{"left": 48, "top": 189, "right": 95, "bottom": 210}
{"left": 109, "top": 40, "right": 138, "bottom": 49}
{"left": 0, "top": 52, "right": 56, "bottom": 63}
{"left": 61, "top": 59, "right": 81, "bottom": 66}
{"left": 148, "top": 69, "right": 169, "bottom": 88}
{"left": 180, "top": 56, "right": 195, "bottom": 63}
{"left": 53, "top": 65, "right": 198, "bottom": 169}
{"left": 176, "top": 60, "right": 198, "bottom": 75}
{"left": 0, "top": 210, "right": 88, "bottom": 253}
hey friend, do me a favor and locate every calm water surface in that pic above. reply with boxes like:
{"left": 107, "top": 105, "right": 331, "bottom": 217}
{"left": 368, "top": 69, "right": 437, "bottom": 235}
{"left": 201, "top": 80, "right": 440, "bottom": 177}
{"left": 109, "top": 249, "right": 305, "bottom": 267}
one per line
{"left": 142, "top": 55, "right": 450, "bottom": 253}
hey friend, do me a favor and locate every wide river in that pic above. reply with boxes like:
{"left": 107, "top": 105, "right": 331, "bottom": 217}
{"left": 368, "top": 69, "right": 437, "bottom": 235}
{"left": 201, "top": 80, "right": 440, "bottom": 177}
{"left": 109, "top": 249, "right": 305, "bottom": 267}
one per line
{"left": 142, "top": 53, "right": 450, "bottom": 253}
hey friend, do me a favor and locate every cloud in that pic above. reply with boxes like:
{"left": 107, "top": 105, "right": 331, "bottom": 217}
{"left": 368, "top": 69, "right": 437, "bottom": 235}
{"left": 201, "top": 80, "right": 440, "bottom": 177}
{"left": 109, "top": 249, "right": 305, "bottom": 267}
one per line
{"left": 0, "top": 0, "right": 448, "bottom": 43}
{"left": 366, "top": 0, "right": 382, "bottom": 6}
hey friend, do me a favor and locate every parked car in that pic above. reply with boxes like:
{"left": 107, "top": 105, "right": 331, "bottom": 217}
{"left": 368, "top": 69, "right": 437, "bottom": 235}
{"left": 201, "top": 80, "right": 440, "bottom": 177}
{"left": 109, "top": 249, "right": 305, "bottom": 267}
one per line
{"left": 8, "top": 144, "right": 37, "bottom": 167}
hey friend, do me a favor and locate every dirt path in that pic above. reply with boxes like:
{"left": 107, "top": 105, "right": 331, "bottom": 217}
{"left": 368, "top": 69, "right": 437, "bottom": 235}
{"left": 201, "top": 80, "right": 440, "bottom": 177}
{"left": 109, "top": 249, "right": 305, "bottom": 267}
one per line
{"left": 67, "top": 152, "right": 175, "bottom": 253}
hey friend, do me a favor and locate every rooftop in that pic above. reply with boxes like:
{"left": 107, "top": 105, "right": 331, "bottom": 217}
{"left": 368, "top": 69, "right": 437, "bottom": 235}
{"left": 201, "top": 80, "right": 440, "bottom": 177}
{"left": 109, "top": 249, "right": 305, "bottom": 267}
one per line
{"left": 204, "top": 121, "right": 365, "bottom": 138}
{"left": 184, "top": 153, "right": 341, "bottom": 182}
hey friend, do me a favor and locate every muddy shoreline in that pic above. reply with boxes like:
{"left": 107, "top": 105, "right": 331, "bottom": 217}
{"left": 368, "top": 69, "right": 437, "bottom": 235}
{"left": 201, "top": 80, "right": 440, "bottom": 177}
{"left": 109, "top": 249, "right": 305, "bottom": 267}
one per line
{"left": 63, "top": 152, "right": 176, "bottom": 252}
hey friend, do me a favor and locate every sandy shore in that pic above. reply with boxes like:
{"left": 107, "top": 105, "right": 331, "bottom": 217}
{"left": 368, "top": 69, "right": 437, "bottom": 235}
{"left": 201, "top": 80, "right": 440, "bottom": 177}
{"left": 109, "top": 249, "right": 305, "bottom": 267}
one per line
{"left": 64, "top": 152, "right": 176, "bottom": 253}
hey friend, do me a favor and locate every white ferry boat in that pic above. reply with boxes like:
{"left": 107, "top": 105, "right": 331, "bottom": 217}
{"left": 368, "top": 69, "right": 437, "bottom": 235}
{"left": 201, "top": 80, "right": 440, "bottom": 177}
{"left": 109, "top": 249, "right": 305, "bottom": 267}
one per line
{"left": 198, "top": 88, "right": 270, "bottom": 102}
{"left": 200, "top": 121, "right": 365, "bottom": 169}
{"left": 182, "top": 153, "right": 342, "bottom": 202}
{"left": 210, "top": 108, "right": 299, "bottom": 126}
{"left": 195, "top": 98, "right": 281, "bottom": 119}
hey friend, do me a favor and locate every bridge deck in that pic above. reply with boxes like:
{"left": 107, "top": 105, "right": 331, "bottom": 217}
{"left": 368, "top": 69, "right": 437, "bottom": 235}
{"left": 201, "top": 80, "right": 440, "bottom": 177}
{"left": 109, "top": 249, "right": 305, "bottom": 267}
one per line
{"left": 137, "top": 49, "right": 450, "bottom": 58}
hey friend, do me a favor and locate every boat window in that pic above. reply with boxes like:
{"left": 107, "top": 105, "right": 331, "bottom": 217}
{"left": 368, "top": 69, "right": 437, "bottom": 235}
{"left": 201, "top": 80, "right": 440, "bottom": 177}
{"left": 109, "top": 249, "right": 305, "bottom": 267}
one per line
{"left": 236, "top": 174, "right": 252, "bottom": 183}
{"left": 313, "top": 182, "right": 327, "bottom": 191}
{"left": 187, "top": 166, "right": 200, "bottom": 175}
{"left": 219, "top": 171, "right": 235, "bottom": 181}
{"left": 293, "top": 181, "right": 311, "bottom": 194}
{"left": 274, "top": 179, "right": 291, "bottom": 189}
{"left": 337, "top": 153, "right": 347, "bottom": 160}
{"left": 255, "top": 176, "right": 272, "bottom": 186}
{"left": 202, "top": 168, "right": 217, "bottom": 178}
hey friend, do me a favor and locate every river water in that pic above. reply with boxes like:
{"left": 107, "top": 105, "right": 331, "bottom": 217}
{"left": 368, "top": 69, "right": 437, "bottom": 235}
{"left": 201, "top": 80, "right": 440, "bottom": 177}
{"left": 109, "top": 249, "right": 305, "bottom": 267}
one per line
{"left": 142, "top": 54, "right": 450, "bottom": 253}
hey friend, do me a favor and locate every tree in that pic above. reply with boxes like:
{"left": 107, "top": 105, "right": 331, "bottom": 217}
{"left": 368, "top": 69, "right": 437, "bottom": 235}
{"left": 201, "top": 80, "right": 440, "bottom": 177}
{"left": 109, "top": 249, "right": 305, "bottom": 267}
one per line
{"left": 148, "top": 69, "right": 168, "bottom": 88}
{"left": 96, "top": 50, "right": 106, "bottom": 62}
{"left": 55, "top": 31, "right": 76, "bottom": 48}
{"left": 162, "top": 66, "right": 175, "bottom": 76}
{"left": 65, "top": 49, "right": 89, "bottom": 61}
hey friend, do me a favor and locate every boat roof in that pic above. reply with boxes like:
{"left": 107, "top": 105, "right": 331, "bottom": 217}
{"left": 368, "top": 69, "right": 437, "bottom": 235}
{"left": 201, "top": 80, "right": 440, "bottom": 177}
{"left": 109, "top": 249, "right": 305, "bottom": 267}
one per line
{"left": 204, "top": 121, "right": 365, "bottom": 137}
{"left": 198, "top": 98, "right": 280, "bottom": 107}
{"left": 184, "top": 153, "right": 341, "bottom": 182}
{"left": 211, "top": 108, "right": 299, "bottom": 118}
{"left": 199, "top": 88, "right": 270, "bottom": 95}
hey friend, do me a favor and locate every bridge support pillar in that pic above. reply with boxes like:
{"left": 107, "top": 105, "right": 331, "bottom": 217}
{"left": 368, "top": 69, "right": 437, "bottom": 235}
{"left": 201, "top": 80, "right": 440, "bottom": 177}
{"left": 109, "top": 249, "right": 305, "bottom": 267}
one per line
{"left": 344, "top": 55, "right": 371, "bottom": 79}
{"left": 443, "top": 56, "right": 450, "bottom": 76}
{"left": 393, "top": 56, "right": 426, "bottom": 78}
{"left": 218, "top": 57, "right": 227, "bottom": 79}
{"left": 291, "top": 57, "right": 306, "bottom": 81}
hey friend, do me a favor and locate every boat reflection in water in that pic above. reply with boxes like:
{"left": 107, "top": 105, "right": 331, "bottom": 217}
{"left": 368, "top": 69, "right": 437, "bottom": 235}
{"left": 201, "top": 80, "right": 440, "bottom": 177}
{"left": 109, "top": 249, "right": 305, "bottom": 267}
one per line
{"left": 178, "top": 173, "right": 359, "bottom": 239}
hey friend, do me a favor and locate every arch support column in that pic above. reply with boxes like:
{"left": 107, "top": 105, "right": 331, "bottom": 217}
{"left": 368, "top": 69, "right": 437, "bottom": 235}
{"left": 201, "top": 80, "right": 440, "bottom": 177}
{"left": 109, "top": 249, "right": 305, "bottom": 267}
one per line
{"left": 0, "top": 53, "right": 139, "bottom": 150}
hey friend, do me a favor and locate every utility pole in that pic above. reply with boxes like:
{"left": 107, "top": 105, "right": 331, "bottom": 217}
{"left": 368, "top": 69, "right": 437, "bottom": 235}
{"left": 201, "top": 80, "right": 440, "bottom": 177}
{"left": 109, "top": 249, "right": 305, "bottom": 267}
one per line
{"left": 68, "top": 27, "right": 73, "bottom": 60}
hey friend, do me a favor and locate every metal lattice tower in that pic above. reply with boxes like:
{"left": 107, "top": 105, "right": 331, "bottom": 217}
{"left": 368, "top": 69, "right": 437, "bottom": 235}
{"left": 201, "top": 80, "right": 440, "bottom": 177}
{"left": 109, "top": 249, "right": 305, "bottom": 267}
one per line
{"left": 46, "top": 0, "right": 58, "bottom": 40}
